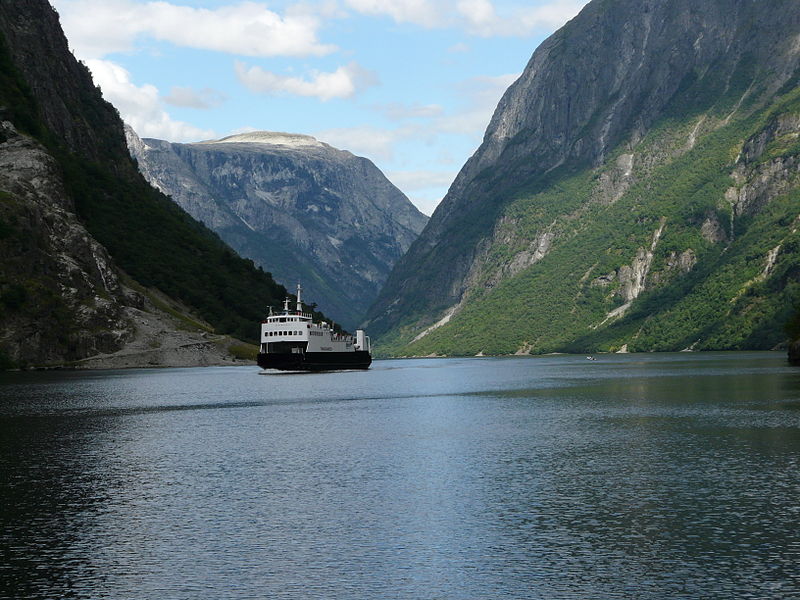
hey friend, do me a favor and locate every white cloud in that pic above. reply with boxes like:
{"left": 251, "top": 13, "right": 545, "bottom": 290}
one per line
{"left": 163, "top": 86, "right": 227, "bottom": 109}
{"left": 458, "top": 0, "right": 589, "bottom": 36}
{"left": 343, "top": 0, "right": 588, "bottom": 36}
{"left": 518, "top": 0, "right": 589, "bottom": 30}
{"left": 314, "top": 125, "right": 415, "bottom": 160}
{"left": 374, "top": 102, "right": 444, "bottom": 120}
{"left": 235, "top": 61, "right": 378, "bottom": 101}
{"left": 343, "top": 0, "right": 444, "bottom": 26}
{"left": 52, "top": 0, "right": 335, "bottom": 59}
{"left": 456, "top": 0, "right": 498, "bottom": 31}
{"left": 86, "top": 59, "right": 216, "bottom": 141}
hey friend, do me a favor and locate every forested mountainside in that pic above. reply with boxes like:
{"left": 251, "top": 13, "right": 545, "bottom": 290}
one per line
{"left": 0, "top": 0, "right": 323, "bottom": 367}
{"left": 366, "top": 0, "right": 800, "bottom": 357}
{"left": 127, "top": 129, "right": 427, "bottom": 330}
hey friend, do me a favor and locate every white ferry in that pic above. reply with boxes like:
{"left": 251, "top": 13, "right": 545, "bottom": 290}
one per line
{"left": 257, "top": 284, "right": 372, "bottom": 371}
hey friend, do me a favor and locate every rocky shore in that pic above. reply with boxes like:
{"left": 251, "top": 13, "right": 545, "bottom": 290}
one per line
{"left": 71, "top": 305, "right": 255, "bottom": 369}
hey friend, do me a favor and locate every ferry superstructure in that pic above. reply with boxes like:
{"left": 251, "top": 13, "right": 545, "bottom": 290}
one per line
{"left": 257, "top": 284, "right": 371, "bottom": 371}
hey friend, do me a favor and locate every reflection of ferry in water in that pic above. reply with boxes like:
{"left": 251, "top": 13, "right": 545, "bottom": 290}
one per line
{"left": 257, "top": 284, "right": 372, "bottom": 371}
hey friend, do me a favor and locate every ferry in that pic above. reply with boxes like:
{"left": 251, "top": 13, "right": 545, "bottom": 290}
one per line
{"left": 257, "top": 284, "right": 372, "bottom": 371}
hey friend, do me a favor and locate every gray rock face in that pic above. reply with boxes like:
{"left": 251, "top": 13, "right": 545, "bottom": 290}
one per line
{"left": 127, "top": 128, "right": 428, "bottom": 329}
{"left": 0, "top": 120, "right": 261, "bottom": 368}
{"left": 366, "top": 0, "right": 800, "bottom": 338}
{"left": 0, "top": 121, "right": 136, "bottom": 365}
{"left": 0, "top": 0, "right": 295, "bottom": 368}
{"left": 0, "top": 0, "right": 130, "bottom": 163}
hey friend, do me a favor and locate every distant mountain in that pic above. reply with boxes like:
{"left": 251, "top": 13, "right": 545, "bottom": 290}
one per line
{"left": 366, "top": 0, "right": 800, "bottom": 356}
{"left": 127, "top": 129, "right": 428, "bottom": 330}
{"left": 0, "top": 0, "right": 324, "bottom": 367}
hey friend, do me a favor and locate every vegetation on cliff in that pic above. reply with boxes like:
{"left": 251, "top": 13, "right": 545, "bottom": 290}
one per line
{"left": 0, "top": 4, "right": 334, "bottom": 365}
{"left": 368, "top": 0, "right": 800, "bottom": 357}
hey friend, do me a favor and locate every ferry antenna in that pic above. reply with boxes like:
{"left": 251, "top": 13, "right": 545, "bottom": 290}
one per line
{"left": 296, "top": 282, "right": 303, "bottom": 313}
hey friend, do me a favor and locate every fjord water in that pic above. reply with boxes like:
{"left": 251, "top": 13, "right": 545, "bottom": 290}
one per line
{"left": 1, "top": 353, "right": 799, "bottom": 599}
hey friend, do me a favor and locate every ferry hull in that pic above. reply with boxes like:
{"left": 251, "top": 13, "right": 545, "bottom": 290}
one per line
{"left": 258, "top": 350, "right": 372, "bottom": 372}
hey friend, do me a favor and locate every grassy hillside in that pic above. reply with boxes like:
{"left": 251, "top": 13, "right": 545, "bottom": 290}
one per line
{"left": 378, "top": 84, "right": 800, "bottom": 357}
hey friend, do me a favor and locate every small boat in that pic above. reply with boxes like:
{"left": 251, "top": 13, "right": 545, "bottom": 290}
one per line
{"left": 257, "top": 284, "right": 372, "bottom": 372}
{"left": 586, "top": 356, "right": 597, "bottom": 361}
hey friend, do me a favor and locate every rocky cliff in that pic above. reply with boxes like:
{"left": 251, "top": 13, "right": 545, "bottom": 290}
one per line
{"left": 0, "top": 119, "right": 135, "bottom": 365}
{"left": 367, "top": 0, "right": 800, "bottom": 356}
{"left": 0, "top": 0, "right": 299, "bottom": 367}
{"left": 127, "top": 129, "right": 427, "bottom": 329}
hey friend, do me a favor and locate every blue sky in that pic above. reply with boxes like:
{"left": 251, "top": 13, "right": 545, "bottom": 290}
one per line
{"left": 51, "top": 0, "right": 589, "bottom": 215}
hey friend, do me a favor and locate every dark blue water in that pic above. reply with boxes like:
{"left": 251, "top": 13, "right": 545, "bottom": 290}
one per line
{"left": 1, "top": 353, "right": 800, "bottom": 599}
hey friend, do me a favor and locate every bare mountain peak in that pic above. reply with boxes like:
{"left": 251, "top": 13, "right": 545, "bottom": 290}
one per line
{"left": 199, "top": 131, "right": 327, "bottom": 149}
{"left": 127, "top": 125, "right": 428, "bottom": 329}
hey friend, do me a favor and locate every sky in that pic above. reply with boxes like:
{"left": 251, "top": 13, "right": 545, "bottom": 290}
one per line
{"left": 50, "top": 0, "right": 590, "bottom": 215}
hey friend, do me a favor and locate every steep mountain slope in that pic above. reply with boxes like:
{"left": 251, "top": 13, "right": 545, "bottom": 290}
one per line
{"left": 0, "top": 0, "right": 311, "bottom": 366}
{"left": 127, "top": 129, "right": 427, "bottom": 329}
{"left": 0, "top": 118, "right": 136, "bottom": 366}
{"left": 366, "top": 0, "right": 800, "bottom": 356}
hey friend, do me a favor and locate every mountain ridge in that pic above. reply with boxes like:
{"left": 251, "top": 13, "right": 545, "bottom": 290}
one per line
{"left": 366, "top": 0, "right": 800, "bottom": 356}
{"left": 127, "top": 127, "right": 428, "bottom": 329}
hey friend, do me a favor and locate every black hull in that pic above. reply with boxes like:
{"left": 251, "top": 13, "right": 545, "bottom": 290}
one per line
{"left": 258, "top": 351, "right": 372, "bottom": 371}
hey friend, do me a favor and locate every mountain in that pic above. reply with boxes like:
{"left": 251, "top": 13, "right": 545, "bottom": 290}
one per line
{"left": 127, "top": 129, "right": 428, "bottom": 330}
{"left": 0, "top": 0, "right": 320, "bottom": 367}
{"left": 366, "top": 0, "right": 800, "bottom": 356}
